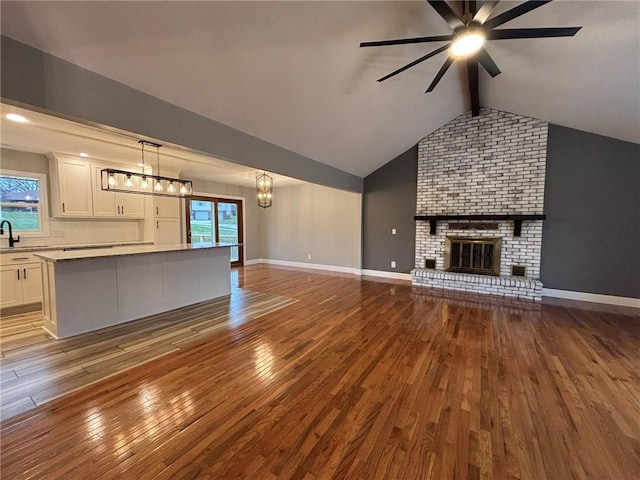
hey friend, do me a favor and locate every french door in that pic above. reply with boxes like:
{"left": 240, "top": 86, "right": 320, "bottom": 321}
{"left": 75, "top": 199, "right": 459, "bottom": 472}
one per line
{"left": 185, "top": 196, "right": 244, "bottom": 267}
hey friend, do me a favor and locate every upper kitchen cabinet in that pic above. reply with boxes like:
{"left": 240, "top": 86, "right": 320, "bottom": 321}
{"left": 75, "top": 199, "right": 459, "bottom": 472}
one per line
{"left": 154, "top": 195, "right": 181, "bottom": 218}
{"left": 91, "top": 165, "right": 144, "bottom": 218}
{"left": 49, "top": 155, "right": 93, "bottom": 217}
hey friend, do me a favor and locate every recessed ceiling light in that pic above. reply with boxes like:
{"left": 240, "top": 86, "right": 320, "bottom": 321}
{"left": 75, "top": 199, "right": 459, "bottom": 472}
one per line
{"left": 5, "top": 113, "right": 29, "bottom": 123}
{"left": 80, "top": 152, "right": 89, "bottom": 158}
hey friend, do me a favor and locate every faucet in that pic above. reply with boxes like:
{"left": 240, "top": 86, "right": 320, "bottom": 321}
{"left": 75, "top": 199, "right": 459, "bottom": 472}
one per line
{"left": 0, "top": 220, "right": 20, "bottom": 247}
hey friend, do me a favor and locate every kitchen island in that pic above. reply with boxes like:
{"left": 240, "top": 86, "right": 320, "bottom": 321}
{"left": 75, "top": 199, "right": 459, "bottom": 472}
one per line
{"left": 36, "top": 243, "right": 238, "bottom": 339}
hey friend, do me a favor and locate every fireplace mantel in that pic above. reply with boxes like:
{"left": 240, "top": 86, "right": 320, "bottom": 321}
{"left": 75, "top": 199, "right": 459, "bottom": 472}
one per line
{"left": 414, "top": 214, "right": 546, "bottom": 236}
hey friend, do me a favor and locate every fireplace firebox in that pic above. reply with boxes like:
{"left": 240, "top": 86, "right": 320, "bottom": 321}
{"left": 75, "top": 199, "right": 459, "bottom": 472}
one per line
{"left": 445, "top": 237, "right": 501, "bottom": 276}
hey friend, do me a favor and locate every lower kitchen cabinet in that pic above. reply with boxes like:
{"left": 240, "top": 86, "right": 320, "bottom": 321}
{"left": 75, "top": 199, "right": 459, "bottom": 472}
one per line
{"left": 0, "top": 263, "right": 42, "bottom": 308}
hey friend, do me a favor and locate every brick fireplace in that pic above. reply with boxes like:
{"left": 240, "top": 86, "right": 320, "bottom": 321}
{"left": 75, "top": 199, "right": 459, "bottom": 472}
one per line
{"left": 412, "top": 108, "right": 547, "bottom": 301}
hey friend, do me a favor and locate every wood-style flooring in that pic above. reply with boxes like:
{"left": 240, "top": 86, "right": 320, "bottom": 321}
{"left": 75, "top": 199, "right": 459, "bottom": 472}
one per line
{"left": 1, "top": 265, "right": 639, "bottom": 479}
{"left": 0, "top": 287, "right": 297, "bottom": 420}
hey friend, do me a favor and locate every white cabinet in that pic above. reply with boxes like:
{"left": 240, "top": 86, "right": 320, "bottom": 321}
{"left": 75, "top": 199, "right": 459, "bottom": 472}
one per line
{"left": 155, "top": 218, "right": 181, "bottom": 245}
{"left": 50, "top": 157, "right": 93, "bottom": 217}
{"left": 153, "top": 196, "right": 181, "bottom": 245}
{"left": 0, "top": 254, "right": 42, "bottom": 308}
{"left": 119, "top": 191, "right": 145, "bottom": 218}
{"left": 21, "top": 264, "right": 42, "bottom": 304}
{"left": 92, "top": 167, "right": 117, "bottom": 217}
{"left": 49, "top": 155, "right": 146, "bottom": 219}
{"left": 91, "top": 166, "right": 144, "bottom": 218}
{"left": 154, "top": 196, "right": 181, "bottom": 218}
{"left": 0, "top": 267, "right": 22, "bottom": 307}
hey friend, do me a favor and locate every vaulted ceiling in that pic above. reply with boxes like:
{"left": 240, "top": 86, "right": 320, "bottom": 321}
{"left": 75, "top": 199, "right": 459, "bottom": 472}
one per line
{"left": 1, "top": 1, "right": 638, "bottom": 178}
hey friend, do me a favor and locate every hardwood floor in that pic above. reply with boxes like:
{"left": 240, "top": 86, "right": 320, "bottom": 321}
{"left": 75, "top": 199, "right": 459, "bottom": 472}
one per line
{"left": 0, "top": 288, "right": 297, "bottom": 421}
{"left": 1, "top": 265, "right": 639, "bottom": 479}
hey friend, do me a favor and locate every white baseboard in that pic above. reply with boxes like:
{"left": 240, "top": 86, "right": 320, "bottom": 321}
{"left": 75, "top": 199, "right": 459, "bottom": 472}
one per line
{"left": 251, "top": 258, "right": 361, "bottom": 275}
{"left": 542, "top": 288, "right": 640, "bottom": 308}
{"left": 360, "top": 269, "right": 413, "bottom": 281}
{"left": 245, "top": 260, "right": 415, "bottom": 280}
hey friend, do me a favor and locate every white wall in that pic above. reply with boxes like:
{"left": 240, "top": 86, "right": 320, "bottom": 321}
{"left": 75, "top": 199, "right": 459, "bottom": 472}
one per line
{"left": 259, "top": 184, "right": 362, "bottom": 269}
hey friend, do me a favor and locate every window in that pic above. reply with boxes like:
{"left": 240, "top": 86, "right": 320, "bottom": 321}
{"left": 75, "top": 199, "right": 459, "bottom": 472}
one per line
{"left": 0, "top": 170, "right": 48, "bottom": 236}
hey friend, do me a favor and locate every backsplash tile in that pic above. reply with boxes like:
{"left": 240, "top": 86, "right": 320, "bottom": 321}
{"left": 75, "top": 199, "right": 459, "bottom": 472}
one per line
{"left": 1, "top": 218, "right": 144, "bottom": 249}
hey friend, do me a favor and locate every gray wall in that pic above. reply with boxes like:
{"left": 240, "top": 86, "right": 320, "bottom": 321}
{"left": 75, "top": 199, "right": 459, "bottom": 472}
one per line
{"left": 1, "top": 36, "right": 362, "bottom": 193}
{"left": 541, "top": 125, "right": 640, "bottom": 298}
{"left": 362, "top": 127, "right": 640, "bottom": 299}
{"left": 362, "top": 145, "right": 417, "bottom": 273}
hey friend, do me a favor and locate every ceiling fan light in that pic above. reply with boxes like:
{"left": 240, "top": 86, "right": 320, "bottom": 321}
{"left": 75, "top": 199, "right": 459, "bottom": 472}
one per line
{"left": 450, "top": 31, "right": 485, "bottom": 57}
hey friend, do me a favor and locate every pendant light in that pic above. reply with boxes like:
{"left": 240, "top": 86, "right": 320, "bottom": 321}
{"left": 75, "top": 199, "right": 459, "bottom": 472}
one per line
{"left": 101, "top": 140, "right": 193, "bottom": 197}
{"left": 256, "top": 172, "right": 273, "bottom": 208}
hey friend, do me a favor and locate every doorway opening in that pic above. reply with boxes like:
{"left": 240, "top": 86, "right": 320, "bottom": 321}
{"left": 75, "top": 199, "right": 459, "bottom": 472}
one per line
{"left": 186, "top": 196, "right": 244, "bottom": 267}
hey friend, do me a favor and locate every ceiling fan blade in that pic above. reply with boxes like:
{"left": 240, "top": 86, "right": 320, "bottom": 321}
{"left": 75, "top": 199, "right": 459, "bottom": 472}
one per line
{"left": 467, "top": 57, "right": 480, "bottom": 116}
{"left": 426, "top": 57, "right": 454, "bottom": 93}
{"left": 377, "top": 44, "right": 450, "bottom": 82}
{"left": 360, "top": 34, "right": 453, "bottom": 48}
{"left": 483, "top": 0, "right": 551, "bottom": 30}
{"left": 487, "top": 27, "right": 582, "bottom": 40}
{"left": 427, "top": 1, "right": 465, "bottom": 30}
{"left": 477, "top": 48, "right": 501, "bottom": 77}
{"left": 473, "top": 0, "right": 500, "bottom": 24}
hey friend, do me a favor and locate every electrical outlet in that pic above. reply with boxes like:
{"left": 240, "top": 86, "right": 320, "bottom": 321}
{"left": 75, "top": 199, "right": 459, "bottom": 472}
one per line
{"left": 307, "top": 254, "right": 312, "bottom": 260}
{"left": 391, "top": 261, "right": 396, "bottom": 268}
{"left": 391, "top": 228, "right": 397, "bottom": 235}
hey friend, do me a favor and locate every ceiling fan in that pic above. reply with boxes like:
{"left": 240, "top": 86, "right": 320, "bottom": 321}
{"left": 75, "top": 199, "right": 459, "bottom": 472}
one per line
{"left": 360, "top": 0, "right": 581, "bottom": 115}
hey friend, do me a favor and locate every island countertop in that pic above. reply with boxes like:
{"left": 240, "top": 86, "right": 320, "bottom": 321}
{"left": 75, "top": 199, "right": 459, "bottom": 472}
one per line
{"left": 0, "top": 240, "right": 153, "bottom": 254}
{"left": 34, "top": 242, "right": 240, "bottom": 262}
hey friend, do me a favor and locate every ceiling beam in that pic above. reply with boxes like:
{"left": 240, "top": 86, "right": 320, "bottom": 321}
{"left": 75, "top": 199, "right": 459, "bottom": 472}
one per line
{"left": 467, "top": 0, "right": 477, "bottom": 17}
{"left": 467, "top": 58, "right": 480, "bottom": 116}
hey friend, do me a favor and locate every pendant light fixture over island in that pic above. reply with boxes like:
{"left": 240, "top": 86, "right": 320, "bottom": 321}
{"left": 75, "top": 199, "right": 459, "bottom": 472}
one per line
{"left": 101, "top": 140, "right": 193, "bottom": 198}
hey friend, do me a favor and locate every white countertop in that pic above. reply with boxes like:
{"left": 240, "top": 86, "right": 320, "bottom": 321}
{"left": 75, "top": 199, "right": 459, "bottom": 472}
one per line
{"left": 0, "top": 241, "right": 153, "bottom": 254}
{"left": 34, "top": 242, "right": 240, "bottom": 262}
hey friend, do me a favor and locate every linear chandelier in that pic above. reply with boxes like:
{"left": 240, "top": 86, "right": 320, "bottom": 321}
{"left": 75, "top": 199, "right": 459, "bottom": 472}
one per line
{"left": 101, "top": 140, "right": 193, "bottom": 198}
{"left": 256, "top": 172, "right": 273, "bottom": 208}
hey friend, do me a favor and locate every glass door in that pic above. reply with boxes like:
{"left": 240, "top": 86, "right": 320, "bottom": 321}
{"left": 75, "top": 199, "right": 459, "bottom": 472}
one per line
{"left": 217, "top": 201, "right": 240, "bottom": 264}
{"left": 186, "top": 196, "right": 244, "bottom": 267}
